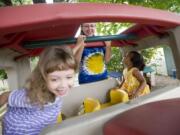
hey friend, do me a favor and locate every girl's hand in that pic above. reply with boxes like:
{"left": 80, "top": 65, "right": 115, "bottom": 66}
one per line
{"left": 129, "top": 90, "right": 138, "bottom": 99}
{"left": 0, "top": 91, "right": 10, "bottom": 107}
{"left": 115, "top": 79, "right": 121, "bottom": 86}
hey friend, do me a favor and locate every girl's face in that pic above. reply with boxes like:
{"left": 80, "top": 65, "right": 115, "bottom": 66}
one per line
{"left": 123, "top": 53, "right": 132, "bottom": 67}
{"left": 46, "top": 69, "right": 75, "bottom": 97}
{"left": 81, "top": 23, "right": 96, "bottom": 37}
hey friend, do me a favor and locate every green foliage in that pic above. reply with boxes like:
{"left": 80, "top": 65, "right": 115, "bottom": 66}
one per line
{"left": 97, "top": 22, "right": 132, "bottom": 36}
{"left": 79, "top": 0, "right": 180, "bottom": 13}
{"left": 12, "top": 0, "right": 32, "bottom": 5}
{"left": 0, "top": 0, "right": 32, "bottom": 6}
{"left": 107, "top": 47, "right": 123, "bottom": 72}
{"left": 0, "top": 1, "right": 5, "bottom": 6}
{"left": 141, "top": 47, "right": 158, "bottom": 64}
{"left": 30, "top": 57, "right": 39, "bottom": 70}
{"left": 0, "top": 69, "right": 7, "bottom": 80}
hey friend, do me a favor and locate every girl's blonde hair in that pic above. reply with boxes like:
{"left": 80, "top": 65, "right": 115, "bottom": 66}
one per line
{"left": 25, "top": 46, "right": 78, "bottom": 106}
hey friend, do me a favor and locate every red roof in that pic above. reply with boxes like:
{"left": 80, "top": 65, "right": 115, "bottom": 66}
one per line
{"left": 0, "top": 3, "right": 180, "bottom": 58}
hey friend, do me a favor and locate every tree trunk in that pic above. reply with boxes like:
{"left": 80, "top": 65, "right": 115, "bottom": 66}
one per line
{"left": 2, "top": 0, "right": 13, "bottom": 6}
{"left": 33, "top": 0, "right": 46, "bottom": 3}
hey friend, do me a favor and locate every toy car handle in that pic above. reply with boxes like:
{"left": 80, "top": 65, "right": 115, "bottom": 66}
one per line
{"left": 23, "top": 34, "right": 136, "bottom": 49}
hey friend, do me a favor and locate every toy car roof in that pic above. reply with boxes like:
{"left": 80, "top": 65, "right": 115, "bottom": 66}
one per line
{"left": 1, "top": 3, "right": 180, "bottom": 58}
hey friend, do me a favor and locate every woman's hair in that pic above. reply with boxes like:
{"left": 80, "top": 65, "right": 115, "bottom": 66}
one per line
{"left": 129, "top": 51, "right": 145, "bottom": 71}
{"left": 25, "top": 46, "right": 78, "bottom": 106}
{"left": 80, "top": 26, "right": 86, "bottom": 35}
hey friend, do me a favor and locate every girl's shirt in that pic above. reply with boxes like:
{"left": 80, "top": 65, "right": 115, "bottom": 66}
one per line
{"left": 121, "top": 68, "right": 150, "bottom": 96}
{"left": 2, "top": 89, "right": 62, "bottom": 135}
{"left": 78, "top": 47, "right": 108, "bottom": 84}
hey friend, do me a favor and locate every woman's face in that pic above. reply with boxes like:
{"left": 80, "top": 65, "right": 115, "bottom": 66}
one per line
{"left": 46, "top": 69, "right": 75, "bottom": 97}
{"left": 81, "top": 23, "right": 96, "bottom": 37}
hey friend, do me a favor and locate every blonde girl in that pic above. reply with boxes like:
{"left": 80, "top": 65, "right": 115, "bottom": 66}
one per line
{"left": 0, "top": 46, "right": 78, "bottom": 135}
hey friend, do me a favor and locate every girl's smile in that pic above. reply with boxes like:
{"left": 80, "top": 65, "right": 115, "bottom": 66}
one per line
{"left": 47, "top": 69, "right": 75, "bottom": 97}
{"left": 55, "top": 88, "right": 68, "bottom": 96}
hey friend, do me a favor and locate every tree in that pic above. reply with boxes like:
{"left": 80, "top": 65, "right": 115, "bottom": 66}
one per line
{"left": 0, "top": 0, "right": 12, "bottom": 6}
{"left": 32, "top": 0, "right": 45, "bottom": 3}
{"left": 78, "top": 0, "right": 180, "bottom": 13}
{"left": 141, "top": 47, "right": 158, "bottom": 64}
{"left": 0, "top": 69, "right": 8, "bottom": 87}
{"left": 0, "top": 0, "right": 33, "bottom": 6}
{"left": 107, "top": 47, "right": 124, "bottom": 72}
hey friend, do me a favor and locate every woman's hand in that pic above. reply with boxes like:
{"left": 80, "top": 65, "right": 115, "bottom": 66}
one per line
{"left": 105, "top": 41, "right": 111, "bottom": 47}
{"left": 73, "top": 35, "right": 86, "bottom": 64}
{"left": 76, "top": 35, "right": 86, "bottom": 46}
{"left": 105, "top": 41, "right": 111, "bottom": 63}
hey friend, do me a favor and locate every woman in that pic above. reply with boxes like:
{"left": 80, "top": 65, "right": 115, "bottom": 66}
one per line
{"left": 74, "top": 23, "right": 111, "bottom": 84}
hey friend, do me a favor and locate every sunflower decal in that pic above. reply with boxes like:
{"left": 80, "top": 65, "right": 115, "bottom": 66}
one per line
{"left": 83, "top": 52, "right": 105, "bottom": 75}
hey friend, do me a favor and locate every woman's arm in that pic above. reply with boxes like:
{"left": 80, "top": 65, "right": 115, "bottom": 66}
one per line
{"left": 131, "top": 68, "right": 147, "bottom": 98}
{"left": 104, "top": 41, "right": 111, "bottom": 63}
{"left": 0, "top": 91, "right": 11, "bottom": 107}
{"left": 73, "top": 35, "right": 86, "bottom": 64}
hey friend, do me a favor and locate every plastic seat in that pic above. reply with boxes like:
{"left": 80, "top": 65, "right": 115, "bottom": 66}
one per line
{"left": 81, "top": 90, "right": 129, "bottom": 114}
{"left": 84, "top": 98, "right": 101, "bottom": 113}
{"left": 57, "top": 113, "right": 63, "bottom": 123}
{"left": 110, "top": 89, "right": 129, "bottom": 105}
{"left": 101, "top": 102, "right": 112, "bottom": 109}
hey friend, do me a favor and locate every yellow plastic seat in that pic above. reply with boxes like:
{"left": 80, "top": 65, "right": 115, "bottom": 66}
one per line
{"left": 84, "top": 98, "right": 101, "bottom": 113}
{"left": 110, "top": 89, "right": 129, "bottom": 105}
{"left": 57, "top": 113, "right": 63, "bottom": 123}
{"left": 101, "top": 102, "right": 112, "bottom": 109}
